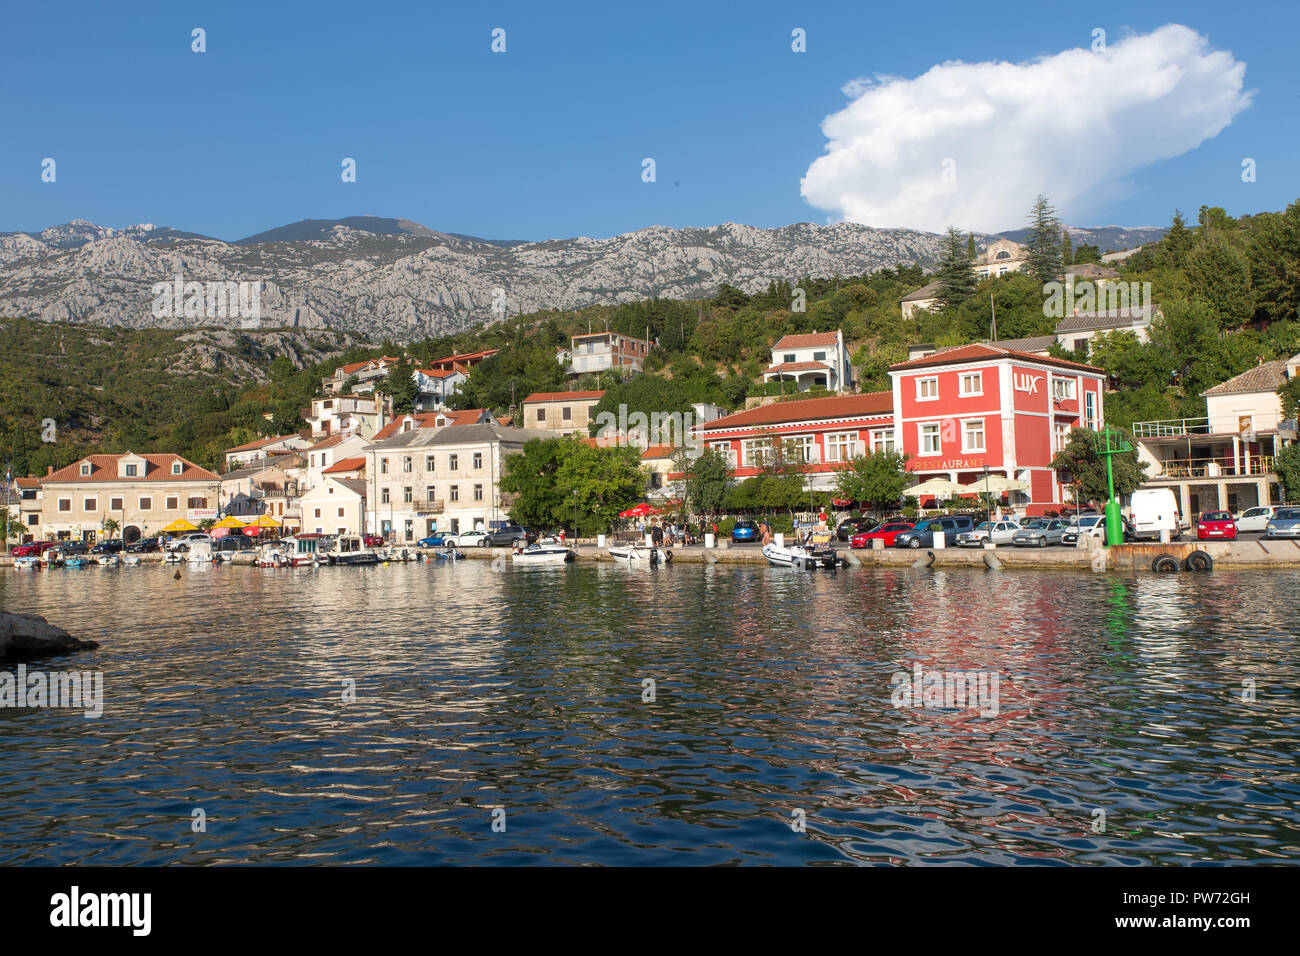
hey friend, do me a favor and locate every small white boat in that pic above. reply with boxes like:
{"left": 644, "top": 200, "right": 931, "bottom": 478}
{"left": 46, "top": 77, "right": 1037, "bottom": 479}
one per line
{"left": 97, "top": 554, "right": 120, "bottom": 567}
{"left": 187, "top": 540, "right": 215, "bottom": 564}
{"left": 511, "top": 544, "right": 576, "bottom": 566}
{"left": 121, "top": 554, "right": 141, "bottom": 566}
{"left": 257, "top": 541, "right": 290, "bottom": 568}
{"left": 14, "top": 556, "right": 41, "bottom": 570}
{"left": 323, "top": 535, "right": 380, "bottom": 566}
{"left": 762, "top": 535, "right": 845, "bottom": 570}
{"left": 161, "top": 550, "right": 185, "bottom": 564}
{"left": 607, "top": 543, "right": 672, "bottom": 565}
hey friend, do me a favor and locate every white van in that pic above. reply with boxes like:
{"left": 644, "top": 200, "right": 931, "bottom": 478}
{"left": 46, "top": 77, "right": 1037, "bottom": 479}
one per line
{"left": 1129, "top": 488, "right": 1180, "bottom": 541}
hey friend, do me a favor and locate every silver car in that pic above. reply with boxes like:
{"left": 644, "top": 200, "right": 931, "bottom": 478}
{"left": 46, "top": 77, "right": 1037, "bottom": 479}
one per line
{"left": 955, "top": 520, "right": 1020, "bottom": 547}
{"left": 1012, "top": 518, "right": 1067, "bottom": 548}
{"left": 1264, "top": 507, "right": 1300, "bottom": 539}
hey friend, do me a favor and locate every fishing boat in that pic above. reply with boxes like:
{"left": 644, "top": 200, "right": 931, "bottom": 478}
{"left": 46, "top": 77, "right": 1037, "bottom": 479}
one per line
{"left": 284, "top": 534, "right": 325, "bottom": 567}
{"left": 13, "top": 556, "right": 41, "bottom": 570}
{"left": 762, "top": 533, "right": 845, "bottom": 570}
{"left": 510, "top": 542, "right": 576, "bottom": 566}
{"left": 323, "top": 535, "right": 380, "bottom": 566}
{"left": 186, "top": 540, "right": 215, "bottom": 564}
{"left": 121, "top": 554, "right": 141, "bottom": 567}
{"left": 96, "top": 553, "right": 120, "bottom": 567}
{"left": 607, "top": 542, "right": 672, "bottom": 565}
{"left": 256, "top": 540, "right": 290, "bottom": 568}
{"left": 63, "top": 554, "right": 89, "bottom": 569}
{"left": 431, "top": 547, "right": 465, "bottom": 562}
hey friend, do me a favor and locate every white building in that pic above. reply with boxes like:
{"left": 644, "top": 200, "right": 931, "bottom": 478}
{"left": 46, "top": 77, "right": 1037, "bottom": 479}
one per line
{"left": 299, "top": 478, "right": 368, "bottom": 536}
{"left": 303, "top": 393, "right": 391, "bottom": 440}
{"left": 762, "top": 330, "right": 854, "bottom": 392}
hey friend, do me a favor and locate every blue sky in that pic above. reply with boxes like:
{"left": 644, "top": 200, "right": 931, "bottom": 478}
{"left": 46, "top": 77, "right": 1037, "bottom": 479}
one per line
{"left": 1, "top": 0, "right": 1294, "bottom": 241}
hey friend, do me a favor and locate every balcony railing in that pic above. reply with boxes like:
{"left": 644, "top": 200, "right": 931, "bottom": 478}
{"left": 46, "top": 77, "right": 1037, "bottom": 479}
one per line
{"left": 414, "top": 500, "right": 445, "bottom": 515}
{"left": 1149, "top": 456, "right": 1275, "bottom": 480}
{"left": 1132, "top": 417, "right": 1211, "bottom": 439}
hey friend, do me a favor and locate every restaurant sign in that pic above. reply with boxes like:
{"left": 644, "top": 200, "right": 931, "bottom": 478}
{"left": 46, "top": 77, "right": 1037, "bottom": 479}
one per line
{"left": 912, "top": 457, "right": 987, "bottom": 471}
{"left": 188, "top": 509, "right": 218, "bottom": 520}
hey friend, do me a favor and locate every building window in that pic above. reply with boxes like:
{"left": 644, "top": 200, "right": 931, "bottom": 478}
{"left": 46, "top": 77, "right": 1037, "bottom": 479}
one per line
{"left": 870, "top": 429, "right": 896, "bottom": 455}
{"left": 125, "top": 464, "right": 138, "bottom": 477}
{"left": 83, "top": 497, "right": 98, "bottom": 512}
{"left": 172, "top": 462, "right": 182, "bottom": 475}
{"left": 825, "top": 432, "right": 858, "bottom": 463}
{"left": 381, "top": 488, "right": 391, "bottom": 504}
{"left": 536, "top": 408, "right": 546, "bottom": 422}
{"left": 450, "top": 485, "right": 459, "bottom": 502}
{"left": 813, "top": 351, "right": 827, "bottom": 362}
{"left": 1052, "top": 377, "right": 1077, "bottom": 401}
{"left": 962, "top": 419, "right": 986, "bottom": 453}
{"left": 426, "top": 485, "right": 436, "bottom": 502}
{"left": 139, "top": 497, "right": 152, "bottom": 510}
{"left": 1054, "top": 423, "right": 1071, "bottom": 452}
{"left": 449, "top": 454, "right": 458, "bottom": 471}
{"left": 783, "top": 353, "right": 796, "bottom": 363}
{"left": 58, "top": 498, "right": 71, "bottom": 512}
{"left": 474, "top": 484, "right": 484, "bottom": 501}
{"left": 315, "top": 508, "right": 321, "bottom": 518}
{"left": 1239, "top": 415, "right": 1254, "bottom": 432}
{"left": 562, "top": 407, "right": 572, "bottom": 422}
{"left": 27, "top": 515, "right": 38, "bottom": 526}
{"left": 916, "top": 377, "right": 939, "bottom": 401}
{"left": 473, "top": 452, "right": 483, "bottom": 469}
{"left": 166, "top": 496, "right": 179, "bottom": 510}
{"left": 110, "top": 497, "right": 123, "bottom": 511}
{"left": 788, "top": 435, "right": 817, "bottom": 463}
{"left": 403, "top": 486, "right": 413, "bottom": 504}
{"left": 741, "top": 439, "right": 771, "bottom": 468}
{"left": 80, "top": 463, "right": 91, "bottom": 476}
{"left": 187, "top": 497, "right": 207, "bottom": 509}
{"left": 338, "top": 508, "right": 344, "bottom": 518}
{"left": 919, "top": 423, "right": 941, "bottom": 456}
{"left": 959, "top": 372, "right": 982, "bottom": 396}
{"left": 425, "top": 455, "right": 436, "bottom": 472}
{"left": 381, "top": 458, "right": 389, "bottom": 474}
{"left": 403, "top": 457, "right": 412, "bottom": 473}
{"left": 1084, "top": 392, "right": 1098, "bottom": 429}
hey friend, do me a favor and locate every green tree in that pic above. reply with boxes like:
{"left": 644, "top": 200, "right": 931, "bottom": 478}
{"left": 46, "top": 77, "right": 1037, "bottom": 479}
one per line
{"left": 554, "top": 440, "right": 645, "bottom": 534}
{"left": 677, "top": 446, "right": 732, "bottom": 519}
{"left": 1072, "top": 243, "right": 1101, "bottom": 264}
{"left": 1274, "top": 442, "right": 1300, "bottom": 501}
{"left": 1277, "top": 376, "right": 1300, "bottom": 420}
{"left": 378, "top": 365, "right": 418, "bottom": 414}
{"left": 500, "top": 438, "right": 568, "bottom": 529}
{"left": 1051, "top": 427, "right": 1147, "bottom": 504}
{"left": 1161, "top": 210, "right": 1194, "bottom": 269}
{"left": 1186, "top": 235, "right": 1255, "bottom": 327}
{"left": 1024, "top": 195, "right": 1063, "bottom": 284}
{"left": 588, "top": 374, "right": 694, "bottom": 443}
{"left": 935, "top": 226, "right": 976, "bottom": 308}
{"left": 967, "top": 233, "right": 977, "bottom": 260}
{"left": 832, "top": 450, "right": 910, "bottom": 511}
{"left": 1061, "top": 230, "right": 1073, "bottom": 265}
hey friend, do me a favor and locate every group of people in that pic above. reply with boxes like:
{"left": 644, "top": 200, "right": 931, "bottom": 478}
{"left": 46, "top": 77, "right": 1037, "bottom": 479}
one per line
{"left": 640, "top": 520, "right": 695, "bottom": 547}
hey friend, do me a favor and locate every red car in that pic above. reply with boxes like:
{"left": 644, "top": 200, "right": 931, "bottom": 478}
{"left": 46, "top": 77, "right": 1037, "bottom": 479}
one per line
{"left": 1196, "top": 511, "right": 1237, "bottom": 540}
{"left": 362, "top": 534, "right": 386, "bottom": 548}
{"left": 11, "top": 541, "right": 56, "bottom": 557}
{"left": 850, "top": 522, "right": 915, "bottom": 548}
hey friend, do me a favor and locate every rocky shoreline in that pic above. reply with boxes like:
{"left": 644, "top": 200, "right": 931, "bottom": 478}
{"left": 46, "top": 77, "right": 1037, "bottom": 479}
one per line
{"left": 0, "top": 611, "right": 100, "bottom": 661}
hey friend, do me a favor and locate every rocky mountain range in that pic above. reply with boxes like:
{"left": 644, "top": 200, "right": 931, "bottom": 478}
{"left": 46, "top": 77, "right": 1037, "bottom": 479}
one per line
{"left": 0, "top": 218, "right": 1166, "bottom": 341}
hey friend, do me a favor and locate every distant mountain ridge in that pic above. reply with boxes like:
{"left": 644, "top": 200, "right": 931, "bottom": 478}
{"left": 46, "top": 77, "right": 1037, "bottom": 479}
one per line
{"left": 0, "top": 216, "right": 1167, "bottom": 340}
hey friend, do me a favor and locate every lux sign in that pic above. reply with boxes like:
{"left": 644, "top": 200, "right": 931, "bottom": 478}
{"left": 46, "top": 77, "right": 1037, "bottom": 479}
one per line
{"left": 1014, "top": 373, "right": 1042, "bottom": 395}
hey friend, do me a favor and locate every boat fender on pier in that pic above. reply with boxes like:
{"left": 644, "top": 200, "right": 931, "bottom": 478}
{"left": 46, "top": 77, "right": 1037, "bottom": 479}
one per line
{"left": 1182, "top": 550, "right": 1213, "bottom": 572}
{"left": 983, "top": 552, "right": 1002, "bottom": 571}
{"left": 912, "top": 551, "right": 935, "bottom": 569}
{"left": 1151, "top": 554, "right": 1181, "bottom": 573}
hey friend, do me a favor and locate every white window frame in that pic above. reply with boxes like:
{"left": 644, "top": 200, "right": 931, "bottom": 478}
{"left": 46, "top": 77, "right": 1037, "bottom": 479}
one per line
{"left": 788, "top": 435, "right": 817, "bottom": 464}
{"left": 959, "top": 371, "right": 982, "bottom": 397}
{"left": 1084, "top": 391, "right": 1098, "bottom": 429}
{"left": 870, "top": 429, "right": 896, "bottom": 455}
{"left": 741, "top": 439, "right": 771, "bottom": 468}
{"left": 916, "top": 377, "right": 939, "bottom": 402}
{"left": 825, "top": 431, "right": 858, "bottom": 463}
{"left": 918, "top": 422, "right": 942, "bottom": 457}
{"left": 1051, "top": 377, "right": 1077, "bottom": 402}
{"left": 961, "top": 418, "right": 986, "bottom": 454}
{"left": 1053, "top": 423, "right": 1071, "bottom": 453}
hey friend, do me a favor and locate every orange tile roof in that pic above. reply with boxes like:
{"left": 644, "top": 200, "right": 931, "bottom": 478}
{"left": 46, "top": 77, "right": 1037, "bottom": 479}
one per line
{"left": 889, "top": 343, "right": 1102, "bottom": 373}
{"left": 772, "top": 332, "right": 840, "bottom": 350}
{"left": 765, "top": 361, "right": 830, "bottom": 374}
{"left": 322, "top": 456, "right": 366, "bottom": 474}
{"left": 522, "top": 390, "right": 605, "bottom": 403}
{"left": 417, "top": 368, "right": 460, "bottom": 379}
{"left": 42, "top": 454, "right": 220, "bottom": 484}
{"left": 372, "top": 414, "right": 441, "bottom": 441}
{"left": 225, "top": 433, "right": 297, "bottom": 453}
{"left": 16, "top": 476, "right": 40, "bottom": 488}
{"left": 306, "top": 435, "right": 347, "bottom": 451}
{"left": 641, "top": 445, "right": 677, "bottom": 459}
{"left": 697, "top": 392, "right": 894, "bottom": 431}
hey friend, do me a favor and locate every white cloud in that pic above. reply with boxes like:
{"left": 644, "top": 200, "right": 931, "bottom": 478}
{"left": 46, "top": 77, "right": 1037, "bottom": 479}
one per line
{"left": 800, "top": 24, "right": 1253, "bottom": 233}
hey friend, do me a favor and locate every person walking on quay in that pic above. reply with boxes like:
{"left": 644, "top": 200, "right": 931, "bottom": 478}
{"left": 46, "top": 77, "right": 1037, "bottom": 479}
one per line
{"left": 651, "top": 523, "right": 664, "bottom": 547}
{"left": 760, "top": 521, "right": 773, "bottom": 546}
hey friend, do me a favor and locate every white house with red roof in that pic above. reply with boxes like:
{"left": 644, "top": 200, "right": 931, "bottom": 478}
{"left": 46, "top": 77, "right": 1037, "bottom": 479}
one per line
{"left": 762, "top": 331, "right": 854, "bottom": 393}
{"left": 223, "top": 433, "right": 310, "bottom": 471}
{"left": 322, "top": 356, "right": 402, "bottom": 395}
{"left": 412, "top": 367, "right": 468, "bottom": 411}
{"left": 888, "top": 344, "right": 1107, "bottom": 513}
{"left": 694, "top": 392, "right": 894, "bottom": 490}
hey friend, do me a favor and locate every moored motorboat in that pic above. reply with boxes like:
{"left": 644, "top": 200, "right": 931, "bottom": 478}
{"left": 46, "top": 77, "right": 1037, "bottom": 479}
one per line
{"left": 762, "top": 534, "right": 845, "bottom": 570}
{"left": 323, "top": 535, "right": 380, "bottom": 566}
{"left": 96, "top": 553, "right": 120, "bottom": 567}
{"left": 607, "top": 543, "right": 672, "bottom": 565}
{"left": 121, "top": 554, "right": 141, "bottom": 567}
{"left": 14, "top": 556, "right": 41, "bottom": 570}
{"left": 511, "top": 543, "right": 576, "bottom": 566}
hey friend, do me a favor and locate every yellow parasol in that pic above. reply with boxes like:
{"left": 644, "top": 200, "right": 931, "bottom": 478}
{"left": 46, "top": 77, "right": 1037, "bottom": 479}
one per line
{"left": 213, "top": 515, "right": 250, "bottom": 528}
{"left": 161, "top": 519, "right": 199, "bottom": 533}
{"left": 246, "top": 514, "right": 281, "bottom": 528}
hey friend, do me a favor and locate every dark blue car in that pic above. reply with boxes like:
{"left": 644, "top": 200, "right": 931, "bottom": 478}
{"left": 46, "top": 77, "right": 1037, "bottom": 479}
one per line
{"left": 417, "top": 532, "right": 451, "bottom": 547}
{"left": 731, "top": 520, "right": 758, "bottom": 542}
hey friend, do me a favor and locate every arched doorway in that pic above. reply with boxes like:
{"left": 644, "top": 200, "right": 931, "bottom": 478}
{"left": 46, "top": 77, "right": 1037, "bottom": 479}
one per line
{"left": 123, "top": 525, "right": 142, "bottom": 544}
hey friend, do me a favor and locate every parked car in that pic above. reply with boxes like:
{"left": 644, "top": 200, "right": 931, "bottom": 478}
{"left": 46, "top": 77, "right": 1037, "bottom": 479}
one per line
{"left": 1061, "top": 515, "right": 1135, "bottom": 544}
{"left": 1130, "top": 488, "right": 1181, "bottom": 541}
{"left": 127, "top": 536, "right": 162, "bottom": 553}
{"left": 12, "top": 541, "right": 56, "bottom": 557}
{"left": 955, "top": 520, "right": 1020, "bottom": 547}
{"left": 215, "top": 535, "right": 257, "bottom": 553}
{"left": 1196, "top": 510, "right": 1237, "bottom": 540}
{"left": 57, "top": 539, "right": 90, "bottom": 556}
{"left": 90, "top": 539, "right": 125, "bottom": 555}
{"left": 850, "top": 522, "right": 914, "bottom": 548}
{"left": 362, "top": 534, "right": 386, "bottom": 548}
{"left": 167, "top": 533, "right": 211, "bottom": 552}
{"left": 448, "top": 530, "right": 489, "bottom": 547}
{"left": 1235, "top": 505, "right": 1276, "bottom": 534}
{"left": 483, "top": 525, "right": 536, "bottom": 547}
{"left": 893, "top": 514, "right": 976, "bottom": 549}
{"left": 1011, "top": 518, "right": 1068, "bottom": 548}
{"left": 1264, "top": 507, "right": 1300, "bottom": 539}
{"left": 731, "top": 520, "right": 759, "bottom": 543}
{"left": 417, "top": 532, "right": 452, "bottom": 548}
{"left": 835, "top": 517, "right": 876, "bottom": 542}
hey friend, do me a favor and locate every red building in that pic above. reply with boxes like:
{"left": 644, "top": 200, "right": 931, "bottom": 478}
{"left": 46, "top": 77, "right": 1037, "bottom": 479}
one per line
{"left": 888, "top": 345, "right": 1106, "bottom": 514}
{"left": 694, "top": 392, "right": 895, "bottom": 491}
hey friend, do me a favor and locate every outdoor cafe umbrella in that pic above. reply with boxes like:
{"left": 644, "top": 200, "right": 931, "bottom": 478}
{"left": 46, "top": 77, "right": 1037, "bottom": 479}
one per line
{"left": 958, "top": 475, "right": 1030, "bottom": 496}
{"left": 902, "top": 478, "right": 966, "bottom": 501}
{"left": 618, "top": 503, "right": 662, "bottom": 518}
{"left": 160, "top": 519, "right": 199, "bottom": 534}
{"left": 213, "top": 515, "right": 248, "bottom": 528}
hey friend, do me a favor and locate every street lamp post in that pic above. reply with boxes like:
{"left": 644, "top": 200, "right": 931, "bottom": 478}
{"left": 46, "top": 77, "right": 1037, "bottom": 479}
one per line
{"left": 572, "top": 489, "right": 579, "bottom": 547}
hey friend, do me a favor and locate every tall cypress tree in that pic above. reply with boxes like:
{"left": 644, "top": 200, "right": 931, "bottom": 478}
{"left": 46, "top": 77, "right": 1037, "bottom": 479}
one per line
{"left": 936, "top": 226, "right": 977, "bottom": 308}
{"left": 966, "top": 233, "right": 977, "bottom": 260}
{"left": 1024, "top": 195, "right": 1063, "bottom": 284}
{"left": 1061, "top": 230, "right": 1073, "bottom": 266}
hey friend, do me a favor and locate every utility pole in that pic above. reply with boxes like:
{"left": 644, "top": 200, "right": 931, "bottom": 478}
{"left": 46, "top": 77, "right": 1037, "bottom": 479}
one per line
{"left": 989, "top": 292, "right": 997, "bottom": 342}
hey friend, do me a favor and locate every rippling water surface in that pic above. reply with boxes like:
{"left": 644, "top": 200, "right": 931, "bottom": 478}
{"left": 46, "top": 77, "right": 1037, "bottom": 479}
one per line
{"left": 1, "top": 560, "right": 1298, "bottom": 865}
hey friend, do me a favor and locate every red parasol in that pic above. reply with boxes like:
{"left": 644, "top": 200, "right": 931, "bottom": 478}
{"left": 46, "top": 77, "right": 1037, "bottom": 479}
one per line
{"left": 619, "top": 503, "right": 662, "bottom": 518}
